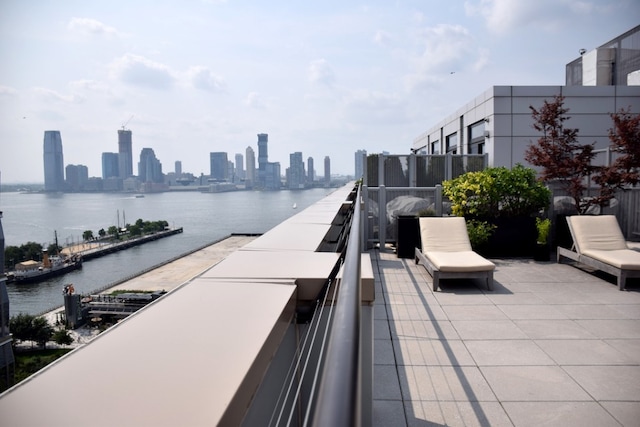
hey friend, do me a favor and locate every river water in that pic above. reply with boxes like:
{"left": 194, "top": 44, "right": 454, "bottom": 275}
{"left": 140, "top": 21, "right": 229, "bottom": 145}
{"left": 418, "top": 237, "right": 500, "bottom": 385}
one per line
{"left": 1, "top": 188, "right": 334, "bottom": 315}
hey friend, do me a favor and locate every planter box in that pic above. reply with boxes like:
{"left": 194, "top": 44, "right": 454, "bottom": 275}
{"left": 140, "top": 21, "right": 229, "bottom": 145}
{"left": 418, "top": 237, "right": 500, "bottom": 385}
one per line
{"left": 474, "top": 216, "right": 537, "bottom": 258}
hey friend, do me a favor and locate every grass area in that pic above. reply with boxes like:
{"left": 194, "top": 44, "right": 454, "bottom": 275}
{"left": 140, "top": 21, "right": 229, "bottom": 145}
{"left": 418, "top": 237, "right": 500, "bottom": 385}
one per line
{"left": 13, "top": 348, "right": 72, "bottom": 384}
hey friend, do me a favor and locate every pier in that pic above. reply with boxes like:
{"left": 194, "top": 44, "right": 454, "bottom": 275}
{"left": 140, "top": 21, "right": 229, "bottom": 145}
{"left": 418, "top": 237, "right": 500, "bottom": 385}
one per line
{"left": 60, "top": 227, "right": 183, "bottom": 261}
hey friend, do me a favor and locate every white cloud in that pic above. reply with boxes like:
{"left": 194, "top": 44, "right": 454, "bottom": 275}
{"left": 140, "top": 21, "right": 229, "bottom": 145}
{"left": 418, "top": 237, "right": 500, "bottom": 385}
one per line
{"left": 341, "top": 90, "right": 410, "bottom": 126}
{"left": 0, "top": 86, "right": 17, "bottom": 96}
{"left": 187, "top": 66, "right": 227, "bottom": 92}
{"left": 32, "top": 87, "right": 84, "bottom": 103}
{"left": 246, "top": 92, "right": 267, "bottom": 109}
{"left": 110, "top": 54, "right": 176, "bottom": 90}
{"left": 464, "top": 0, "right": 591, "bottom": 34}
{"left": 308, "top": 59, "right": 335, "bottom": 86}
{"left": 373, "top": 30, "right": 393, "bottom": 46}
{"left": 68, "top": 17, "right": 120, "bottom": 38}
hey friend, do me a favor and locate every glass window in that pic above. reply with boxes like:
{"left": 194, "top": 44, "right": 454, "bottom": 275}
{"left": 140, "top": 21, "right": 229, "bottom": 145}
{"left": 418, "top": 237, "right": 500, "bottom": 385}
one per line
{"left": 445, "top": 133, "right": 457, "bottom": 154}
{"left": 431, "top": 140, "right": 439, "bottom": 154}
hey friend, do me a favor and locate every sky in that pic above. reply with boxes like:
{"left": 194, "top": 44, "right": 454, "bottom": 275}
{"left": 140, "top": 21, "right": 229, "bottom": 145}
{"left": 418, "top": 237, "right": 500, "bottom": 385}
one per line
{"left": 0, "top": 0, "right": 639, "bottom": 183}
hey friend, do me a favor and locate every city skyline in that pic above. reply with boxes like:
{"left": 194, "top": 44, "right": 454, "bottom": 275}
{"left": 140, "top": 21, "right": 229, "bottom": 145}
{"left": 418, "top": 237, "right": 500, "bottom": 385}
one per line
{"left": 1, "top": 1, "right": 639, "bottom": 183}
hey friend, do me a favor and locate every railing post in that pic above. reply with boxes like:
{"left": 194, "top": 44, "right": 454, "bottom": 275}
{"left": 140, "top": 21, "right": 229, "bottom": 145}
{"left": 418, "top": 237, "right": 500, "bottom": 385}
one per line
{"left": 435, "top": 184, "right": 443, "bottom": 216}
{"left": 378, "top": 185, "right": 386, "bottom": 247}
{"left": 409, "top": 153, "right": 417, "bottom": 187}
{"left": 362, "top": 185, "right": 369, "bottom": 249}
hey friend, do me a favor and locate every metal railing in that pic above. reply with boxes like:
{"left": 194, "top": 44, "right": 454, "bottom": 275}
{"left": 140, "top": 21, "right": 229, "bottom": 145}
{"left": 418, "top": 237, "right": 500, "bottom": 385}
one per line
{"left": 311, "top": 185, "right": 362, "bottom": 427}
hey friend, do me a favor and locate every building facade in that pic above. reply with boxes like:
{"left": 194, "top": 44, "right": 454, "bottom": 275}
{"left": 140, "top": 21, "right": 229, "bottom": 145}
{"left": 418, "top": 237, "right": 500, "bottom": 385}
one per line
{"left": 307, "top": 157, "right": 314, "bottom": 184}
{"left": 138, "top": 148, "right": 163, "bottom": 183}
{"left": 257, "top": 133, "right": 269, "bottom": 188}
{"left": 209, "top": 152, "right": 229, "bottom": 182}
{"left": 65, "top": 164, "right": 89, "bottom": 192}
{"left": 412, "top": 25, "right": 640, "bottom": 170}
{"left": 0, "top": 212, "right": 15, "bottom": 392}
{"left": 43, "top": 131, "right": 65, "bottom": 192}
{"left": 118, "top": 129, "right": 133, "bottom": 180}
{"left": 235, "top": 153, "right": 244, "bottom": 181}
{"left": 355, "top": 149, "right": 367, "bottom": 179}
{"left": 102, "top": 152, "right": 119, "bottom": 180}
{"left": 287, "top": 152, "right": 305, "bottom": 189}
{"left": 245, "top": 146, "right": 256, "bottom": 189}
{"left": 324, "top": 156, "right": 330, "bottom": 187}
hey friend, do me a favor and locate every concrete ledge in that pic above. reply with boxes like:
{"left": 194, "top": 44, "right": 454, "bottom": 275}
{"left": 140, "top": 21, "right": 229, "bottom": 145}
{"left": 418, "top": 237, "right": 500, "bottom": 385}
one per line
{"left": 0, "top": 280, "right": 297, "bottom": 427}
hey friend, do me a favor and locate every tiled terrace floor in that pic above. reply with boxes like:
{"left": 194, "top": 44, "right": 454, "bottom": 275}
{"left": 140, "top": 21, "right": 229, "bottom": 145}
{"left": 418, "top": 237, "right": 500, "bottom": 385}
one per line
{"left": 371, "top": 247, "right": 640, "bottom": 427}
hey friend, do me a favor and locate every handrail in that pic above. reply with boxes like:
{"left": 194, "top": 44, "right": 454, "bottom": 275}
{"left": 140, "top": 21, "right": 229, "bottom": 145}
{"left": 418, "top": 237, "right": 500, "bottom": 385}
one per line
{"left": 311, "top": 185, "right": 362, "bottom": 427}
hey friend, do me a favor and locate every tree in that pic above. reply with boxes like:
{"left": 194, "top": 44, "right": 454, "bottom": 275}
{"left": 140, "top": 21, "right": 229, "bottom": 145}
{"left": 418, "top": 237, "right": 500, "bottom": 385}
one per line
{"left": 591, "top": 108, "right": 640, "bottom": 204}
{"left": 107, "top": 225, "right": 119, "bottom": 237}
{"left": 9, "top": 314, "right": 54, "bottom": 348}
{"left": 98, "top": 228, "right": 106, "bottom": 238}
{"left": 82, "top": 230, "right": 94, "bottom": 241}
{"left": 52, "top": 329, "right": 74, "bottom": 347}
{"left": 524, "top": 95, "right": 597, "bottom": 214}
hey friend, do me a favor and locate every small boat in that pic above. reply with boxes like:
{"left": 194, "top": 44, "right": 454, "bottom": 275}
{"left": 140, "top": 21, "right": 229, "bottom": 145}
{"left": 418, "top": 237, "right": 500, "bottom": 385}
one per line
{"left": 7, "top": 252, "right": 82, "bottom": 284}
{"left": 292, "top": 203, "right": 297, "bottom": 209}
{"left": 135, "top": 194, "right": 145, "bottom": 198}
{"left": 6, "top": 231, "right": 83, "bottom": 284}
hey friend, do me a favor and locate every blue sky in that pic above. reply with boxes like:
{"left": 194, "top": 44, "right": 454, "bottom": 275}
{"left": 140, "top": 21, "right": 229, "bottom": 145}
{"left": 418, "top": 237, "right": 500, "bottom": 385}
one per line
{"left": 0, "top": 0, "right": 638, "bottom": 183}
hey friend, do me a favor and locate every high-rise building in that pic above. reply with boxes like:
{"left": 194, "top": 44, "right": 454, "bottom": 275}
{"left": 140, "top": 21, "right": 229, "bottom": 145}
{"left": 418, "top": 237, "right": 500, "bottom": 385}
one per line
{"left": 65, "top": 164, "right": 88, "bottom": 192}
{"left": 245, "top": 146, "right": 256, "bottom": 189}
{"left": 235, "top": 153, "right": 244, "bottom": 180}
{"left": 355, "top": 149, "right": 366, "bottom": 179}
{"left": 0, "top": 211, "right": 15, "bottom": 391}
{"left": 138, "top": 148, "right": 163, "bottom": 183}
{"left": 118, "top": 129, "right": 133, "bottom": 180}
{"left": 257, "top": 133, "right": 268, "bottom": 188}
{"left": 175, "top": 161, "right": 182, "bottom": 176}
{"left": 324, "top": 156, "right": 331, "bottom": 187}
{"left": 209, "top": 152, "right": 229, "bottom": 182}
{"left": 264, "top": 162, "right": 281, "bottom": 190}
{"left": 287, "top": 152, "right": 305, "bottom": 189}
{"left": 307, "top": 157, "right": 314, "bottom": 184}
{"left": 43, "top": 131, "right": 65, "bottom": 192}
{"left": 102, "top": 153, "right": 119, "bottom": 179}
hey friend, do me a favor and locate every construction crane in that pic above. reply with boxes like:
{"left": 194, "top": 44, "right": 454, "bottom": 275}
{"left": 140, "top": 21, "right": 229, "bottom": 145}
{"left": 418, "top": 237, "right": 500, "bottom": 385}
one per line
{"left": 121, "top": 115, "right": 134, "bottom": 131}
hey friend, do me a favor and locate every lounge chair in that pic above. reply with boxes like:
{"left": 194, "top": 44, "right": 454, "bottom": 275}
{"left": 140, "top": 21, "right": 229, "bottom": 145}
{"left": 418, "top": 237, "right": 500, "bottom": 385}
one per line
{"left": 414, "top": 217, "right": 495, "bottom": 291}
{"left": 557, "top": 215, "right": 640, "bottom": 290}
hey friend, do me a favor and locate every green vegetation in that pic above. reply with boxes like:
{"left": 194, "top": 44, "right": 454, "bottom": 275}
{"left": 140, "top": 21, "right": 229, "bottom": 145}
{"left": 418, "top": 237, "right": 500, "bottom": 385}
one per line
{"left": 9, "top": 313, "right": 54, "bottom": 349}
{"left": 466, "top": 219, "right": 497, "bottom": 249}
{"left": 14, "top": 349, "right": 72, "bottom": 384}
{"left": 4, "top": 242, "right": 43, "bottom": 269}
{"left": 443, "top": 164, "right": 551, "bottom": 218}
{"left": 536, "top": 217, "right": 552, "bottom": 245}
{"left": 108, "top": 289, "right": 154, "bottom": 296}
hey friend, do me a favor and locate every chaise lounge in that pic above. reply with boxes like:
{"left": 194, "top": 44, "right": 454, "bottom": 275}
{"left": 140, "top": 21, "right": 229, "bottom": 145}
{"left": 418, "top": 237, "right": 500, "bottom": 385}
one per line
{"left": 414, "top": 217, "right": 495, "bottom": 291}
{"left": 557, "top": 215, "right": 640, "bottom": 290}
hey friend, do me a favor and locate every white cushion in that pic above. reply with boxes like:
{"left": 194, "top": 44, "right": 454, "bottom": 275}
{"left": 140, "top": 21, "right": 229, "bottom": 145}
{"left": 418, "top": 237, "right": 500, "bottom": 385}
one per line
{"left": 567, "top": 215, "right": 628, "bottom": 252}
{"left": 419, "top": 217, "right": 472, "bottom": 252}
{"left": 426, "top": 251, "right": 495, "bottom": 272}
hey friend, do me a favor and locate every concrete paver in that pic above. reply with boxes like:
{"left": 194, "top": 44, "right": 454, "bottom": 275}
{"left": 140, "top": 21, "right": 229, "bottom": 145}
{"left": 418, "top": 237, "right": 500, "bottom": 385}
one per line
{"left": 372, "top": 247, "right": 640, "bottom": 426}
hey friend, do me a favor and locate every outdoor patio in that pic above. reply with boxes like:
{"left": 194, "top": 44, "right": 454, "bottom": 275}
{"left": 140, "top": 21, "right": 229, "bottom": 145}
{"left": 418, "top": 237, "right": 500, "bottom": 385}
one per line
{"left": 371, "top": 247, "right": 640, "bottom": 426}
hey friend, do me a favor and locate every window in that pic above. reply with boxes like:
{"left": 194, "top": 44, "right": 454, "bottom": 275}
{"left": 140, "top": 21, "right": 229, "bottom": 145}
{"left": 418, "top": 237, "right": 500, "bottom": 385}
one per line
{"left": 445, "top": 133, "right": 458, "bottom": 154}
{"left": 431, "top": 140, "right": 440, "bottom": 154}
{"left": 468, "top": 121, "right": 486, "bottom": 155}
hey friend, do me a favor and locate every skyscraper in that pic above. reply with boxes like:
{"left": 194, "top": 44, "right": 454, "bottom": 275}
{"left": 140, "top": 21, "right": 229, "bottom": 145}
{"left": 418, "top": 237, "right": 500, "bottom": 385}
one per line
{"left": 65, "top": 164, "right": 88, "bottom": 192}
{"left": 307, "top": 157, "right": 314, "bottom": 184}
{"left": 355, "top": 149, "right": 367, "bottom": 179}
{"left": 175, "top": 161, "right": 182, "bottom": 176}
{"left": 235, "top": 153, "right": 244, "bottom": 180}
{"left": 324, "top": 156, "right": 331, "bottom": 187}
{"left": 102, "top": 153, "right": 119, "bottom": 179}
{"left": 287, "top": 152, "right": 305, "bottom": 189}
{"left": 43, "top": 131, "right": 64, "bottom": 192}
{"left": 257, "top": 133, "right": 268, "bottom": 188}
{"left": 138, "top": 148, "right": 163, "bottom": 183}
{"left": 245, "top": 146, "right": 256, "bottom": 189}
{"left": 209, "top": 152, "right": 229, "bottom": 182}
{"left": 118, "top": 129, "right": 133, "bottom": 179}
{"left": 0, "top": 211, "right": 15, "bottom": 390}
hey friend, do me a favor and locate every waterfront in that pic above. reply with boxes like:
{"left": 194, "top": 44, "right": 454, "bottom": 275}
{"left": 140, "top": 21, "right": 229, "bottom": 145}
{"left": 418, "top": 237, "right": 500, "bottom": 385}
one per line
{"left": 1, "top": 188, "right": 334, "bottom": 315}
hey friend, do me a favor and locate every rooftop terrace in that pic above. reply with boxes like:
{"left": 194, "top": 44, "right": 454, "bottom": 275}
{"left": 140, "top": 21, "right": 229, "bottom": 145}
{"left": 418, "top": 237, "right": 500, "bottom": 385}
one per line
{"left": 372, "top": 247, "right": 640, "bottom": 426}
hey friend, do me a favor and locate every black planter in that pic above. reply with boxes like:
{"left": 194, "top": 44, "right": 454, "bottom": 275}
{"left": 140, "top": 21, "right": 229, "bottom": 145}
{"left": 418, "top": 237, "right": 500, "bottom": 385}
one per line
{"left": 396, "top": 215, "right": 421, "bottom": 258}
{"left": 533, "top": 243, "right": 551, "bottom": 261}
{"left": 474, "top": 216, "right": 537, "bottom": 258}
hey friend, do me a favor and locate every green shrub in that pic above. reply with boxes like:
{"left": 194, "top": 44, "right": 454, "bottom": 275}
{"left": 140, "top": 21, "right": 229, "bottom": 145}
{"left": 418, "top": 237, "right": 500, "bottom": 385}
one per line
{"left": 466, "top": 220, "right": 497, "bottom": 248}
{"left": 536, "top": 217, "right": 551, "bottom": 244}
{"left": 443, "top": 165, "right": 551, "bottom": 218}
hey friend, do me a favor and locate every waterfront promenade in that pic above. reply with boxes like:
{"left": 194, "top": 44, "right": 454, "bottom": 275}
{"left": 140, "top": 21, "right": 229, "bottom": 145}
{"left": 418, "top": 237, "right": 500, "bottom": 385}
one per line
{"left": 372, "top": 247, "right": 640, "bottom": 426}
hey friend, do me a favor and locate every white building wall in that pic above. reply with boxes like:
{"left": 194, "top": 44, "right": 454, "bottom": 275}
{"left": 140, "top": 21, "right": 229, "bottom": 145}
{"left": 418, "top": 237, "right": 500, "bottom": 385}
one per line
{"left": 413, "top": 85, "right": 640, "bottom": 170}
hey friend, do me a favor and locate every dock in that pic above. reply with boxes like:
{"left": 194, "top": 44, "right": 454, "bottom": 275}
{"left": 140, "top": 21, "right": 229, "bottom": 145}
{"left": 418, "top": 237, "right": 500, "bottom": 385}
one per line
{"left": 60, "top": 227, "right": 183, "bottom": 260}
